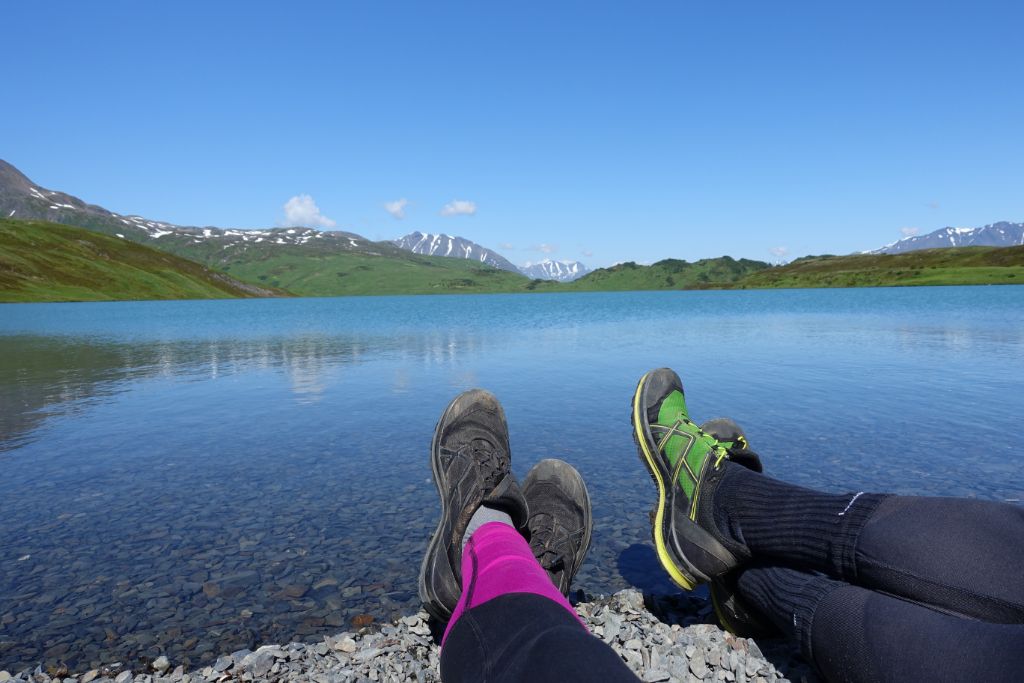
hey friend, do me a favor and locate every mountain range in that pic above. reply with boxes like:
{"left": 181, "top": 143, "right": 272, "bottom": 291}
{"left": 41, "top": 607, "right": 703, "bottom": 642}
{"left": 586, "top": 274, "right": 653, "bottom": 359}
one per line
{"left": 520, "top": 259, "right": 590, "bottom": 281}
{"left": 392, "top": 231, "right": 520, "bottom": 273}
{"left": 2, "top": 158, "right": 1021, "bottom": 301}
{"left": 0, "top": 160, "right": 589, "bottom": 283}
{"left": 868, "top": 222, "right": 1024, "bottom": 255}
{"left": 392, "top": 231, "right": 591, "bottom": 282}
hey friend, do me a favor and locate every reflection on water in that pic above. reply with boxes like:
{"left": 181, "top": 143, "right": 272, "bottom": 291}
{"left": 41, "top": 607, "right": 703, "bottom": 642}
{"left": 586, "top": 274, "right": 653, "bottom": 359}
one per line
{"left": 0, "top": 330, "right": 506, "bottom": 452}
{"left": 1, "top": 287, "right": 1023, "bottom": 671}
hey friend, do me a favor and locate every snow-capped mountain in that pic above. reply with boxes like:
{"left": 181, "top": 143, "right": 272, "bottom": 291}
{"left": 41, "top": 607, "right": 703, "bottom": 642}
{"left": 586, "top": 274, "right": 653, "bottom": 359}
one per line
{"left": 392, "top": 232, "right": 521, "bottom": 273}
{"left": 869, "top": 222, "right": 1024, "bottom": 254}
{"left": 0, "top": 159, "right": 396, "bottom": 264}
{"left": 520, "top": 259, "right": 590, "bottom": 282}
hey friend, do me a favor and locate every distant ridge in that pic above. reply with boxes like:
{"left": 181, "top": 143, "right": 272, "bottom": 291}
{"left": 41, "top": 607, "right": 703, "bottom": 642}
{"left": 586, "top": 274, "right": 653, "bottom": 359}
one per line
{"left": 392, "top": 231, "right": 520, "bottom": 272}
{"left": 0, "top": 159, "right": 382, "bottom": 264}
{"left": 869, "top": 222, "right": 1024, "bottom": 254}
{"left": 521, "top": 259, "right": 590, "bottom": 282}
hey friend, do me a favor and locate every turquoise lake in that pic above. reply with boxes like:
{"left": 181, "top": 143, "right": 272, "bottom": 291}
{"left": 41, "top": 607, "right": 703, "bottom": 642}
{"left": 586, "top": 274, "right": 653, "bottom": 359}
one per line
{"left": 2, "top": 287, "right": 1023, "bottom": 671}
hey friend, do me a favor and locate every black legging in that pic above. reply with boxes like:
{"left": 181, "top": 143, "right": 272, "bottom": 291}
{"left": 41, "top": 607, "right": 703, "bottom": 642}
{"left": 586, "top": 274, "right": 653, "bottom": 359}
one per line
{"left": 441, "top": 468, "right": 1024, "bottom": 682}
{"left": 729, "top": 485, "right": 1024, "bottom": 682}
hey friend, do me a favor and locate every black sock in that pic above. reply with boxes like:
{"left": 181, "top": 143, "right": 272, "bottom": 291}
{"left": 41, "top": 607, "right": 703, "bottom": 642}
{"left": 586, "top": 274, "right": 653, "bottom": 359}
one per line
{"left": 736, "top": 565, "right": 844, "bottom": 659}
{"left": 714, "top": 462, "right": 888, "bottom": 579}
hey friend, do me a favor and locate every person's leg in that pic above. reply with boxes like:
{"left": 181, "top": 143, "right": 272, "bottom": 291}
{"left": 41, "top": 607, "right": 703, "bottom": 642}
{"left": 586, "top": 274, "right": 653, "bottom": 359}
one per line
{"left": 716, "top": 464, "right": 1024, "bottom": 622}
{"left": 736, "top": 565, "right": 1024, "bottom": 682}
{"left": 439, "top": 522, "right": 639, "bottom": 683}
{"left": 419, "top": 390, "right": 637, "bottom": 683}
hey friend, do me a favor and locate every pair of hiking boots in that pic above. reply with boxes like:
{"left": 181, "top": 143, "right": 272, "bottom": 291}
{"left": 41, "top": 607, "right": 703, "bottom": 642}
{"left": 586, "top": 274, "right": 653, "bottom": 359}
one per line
{"left": 418, "top": 368, "right": 770, "bottom": 636}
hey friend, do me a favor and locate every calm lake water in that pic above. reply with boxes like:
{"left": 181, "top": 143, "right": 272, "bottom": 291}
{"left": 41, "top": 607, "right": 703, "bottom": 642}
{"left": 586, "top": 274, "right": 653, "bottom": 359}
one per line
{"left": 2, "top": 287, "right": 1023, "bottom": 671}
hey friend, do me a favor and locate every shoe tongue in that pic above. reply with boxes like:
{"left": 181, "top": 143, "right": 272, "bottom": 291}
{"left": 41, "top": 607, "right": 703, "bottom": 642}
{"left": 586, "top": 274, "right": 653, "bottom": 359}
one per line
{"left": 482, "top": 474, "right": 529, "bottom": 529}
{"left": 654, "top": 390, "right": 700, "bottom": 468}
{"left": 655, "top": 390, "right": 689, "bottom": 426}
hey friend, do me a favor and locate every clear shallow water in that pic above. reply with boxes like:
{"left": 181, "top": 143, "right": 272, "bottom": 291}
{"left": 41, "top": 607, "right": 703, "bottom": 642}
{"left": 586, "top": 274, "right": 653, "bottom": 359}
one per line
{"left": 1, "top": 287, "right": 1023, "bottom": 671}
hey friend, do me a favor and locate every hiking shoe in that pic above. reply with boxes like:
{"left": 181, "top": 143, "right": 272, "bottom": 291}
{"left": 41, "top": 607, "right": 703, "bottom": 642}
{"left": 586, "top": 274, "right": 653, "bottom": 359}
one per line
{"left": 630, "top": 368, "right": 750, "bottom": 589}
{"left": 522, "top": 459, "right": 593, "bottom": 596}
{"left": 698, "top": 418, "right": 775, "bottom": 638}
{"left": 418, "top": 389, "right": 530, "bottom": 622}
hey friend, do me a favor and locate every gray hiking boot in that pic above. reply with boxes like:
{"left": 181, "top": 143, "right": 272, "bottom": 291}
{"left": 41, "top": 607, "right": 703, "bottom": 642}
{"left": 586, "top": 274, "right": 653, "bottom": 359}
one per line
{"left": 522, "top": 459, "right": 593, "bottom": 596}
{"left": 418, "top": 389, "right": 530, "bottom": 622}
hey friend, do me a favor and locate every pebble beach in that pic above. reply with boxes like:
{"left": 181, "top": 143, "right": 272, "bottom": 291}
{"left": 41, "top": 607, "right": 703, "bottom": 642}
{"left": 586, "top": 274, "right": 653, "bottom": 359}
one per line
{"left": 1, "top": 590, "right": 816, "bottom": 683}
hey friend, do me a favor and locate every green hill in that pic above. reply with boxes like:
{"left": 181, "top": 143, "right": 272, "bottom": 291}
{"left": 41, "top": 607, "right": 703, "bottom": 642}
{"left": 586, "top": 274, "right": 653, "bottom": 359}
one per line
{"left": 216, "top": 248, "right": 533, "bottom": 296}
{"left": 0, "top": 219, "right": 286, "bottom": 303}
{"left": 533, "top": 256, "right": 770, "bottom": 292}
{"left": 732, "top": 246, "right": 1024, "bottom": 289}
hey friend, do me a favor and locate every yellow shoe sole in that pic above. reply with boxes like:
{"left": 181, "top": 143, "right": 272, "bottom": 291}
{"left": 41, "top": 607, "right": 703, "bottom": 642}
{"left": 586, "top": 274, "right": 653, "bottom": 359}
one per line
{"left": 631, "top": 371, "right": 697, "bottom": 591}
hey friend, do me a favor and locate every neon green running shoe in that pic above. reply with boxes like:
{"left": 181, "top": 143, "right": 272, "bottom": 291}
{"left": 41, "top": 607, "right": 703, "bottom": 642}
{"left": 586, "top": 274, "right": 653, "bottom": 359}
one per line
{"left": 631, "top": 368, "right": 752, "bottom": 590}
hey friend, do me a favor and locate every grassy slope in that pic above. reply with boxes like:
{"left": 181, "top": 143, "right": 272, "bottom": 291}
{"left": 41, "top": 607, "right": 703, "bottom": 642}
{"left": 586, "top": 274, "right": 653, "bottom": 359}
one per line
{"left": 733, "top": 246, "right": 1024, "bottom": 289}
{"left": 218, "top": 250, "right": 533, "bottom": 296}
{"left": 529, "top": 257, "right": 771, "bottom": 292}
{"left": 0, "top": 219, "right": 286, "bottom": 302}
{"left": 217, "top": 252, "right": 772, "bottom": 296}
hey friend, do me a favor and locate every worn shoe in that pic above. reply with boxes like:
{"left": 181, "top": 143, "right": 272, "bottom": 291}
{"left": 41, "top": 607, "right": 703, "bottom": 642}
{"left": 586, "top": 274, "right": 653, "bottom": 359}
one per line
{"left": 418, "top": 389, "right": 530, "bottom": 622}
{"left": 522, "top": 459, "right": 593, "bottom": 596}
{"left": 630, "top": 368, "right": 750, "bottom": 589}
{"left": 698, "top": 419, "right": 775, "bottom": 638}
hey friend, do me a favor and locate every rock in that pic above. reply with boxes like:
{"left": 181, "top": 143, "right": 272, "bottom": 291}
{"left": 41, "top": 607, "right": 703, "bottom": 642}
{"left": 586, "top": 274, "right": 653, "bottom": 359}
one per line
{"left": 280, "top": 584, "right": 309, "bottom": 599}
{"left": 334, "top": 638, "right": 357, "bottom": 654}
{"left": 212, "top": 657, "right": 232, "bottom": 673}
{"left": 80, "top": 673, "right": 98, "bottom": 683}
{"left": 150, "top": 658, "right": 169, "bottom": 674}
{"left": 0, "top": 673, "right": 10, "bottom": 682}
{"left": 113, "top": 673, "right": 131, "bottom": 683}
{"left": 690, "top": 650, "right": 709, "bottom": 679}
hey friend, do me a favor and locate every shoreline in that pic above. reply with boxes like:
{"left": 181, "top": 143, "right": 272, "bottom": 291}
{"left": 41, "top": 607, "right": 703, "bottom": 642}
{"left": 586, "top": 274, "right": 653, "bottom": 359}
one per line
{"left": 1, "top": 590, "right": 814, "bottom": 683}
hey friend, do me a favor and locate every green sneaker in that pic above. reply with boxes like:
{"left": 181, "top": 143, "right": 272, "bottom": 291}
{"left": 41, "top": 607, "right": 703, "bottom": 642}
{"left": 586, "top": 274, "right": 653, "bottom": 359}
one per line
{"left": 630, "top": 368, "right": 750, "bottom": 589}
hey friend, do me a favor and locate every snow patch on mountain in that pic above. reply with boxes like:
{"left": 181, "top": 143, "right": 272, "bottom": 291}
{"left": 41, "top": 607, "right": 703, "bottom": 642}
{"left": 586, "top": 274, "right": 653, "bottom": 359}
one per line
{"left": 868, "top": 222, "right": 1024, "bottom": 254}
{"left": 392, "top": 231, "right": 521, "bottom": 273}
{"left": 520, "top": 259, "right": 590, "bottom": 282}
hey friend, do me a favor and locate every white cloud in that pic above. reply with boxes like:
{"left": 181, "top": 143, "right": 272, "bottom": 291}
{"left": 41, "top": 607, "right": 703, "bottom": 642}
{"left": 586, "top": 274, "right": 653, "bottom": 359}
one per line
{"left": 901, "top": 227, "right": 920, "bottom": 237}
{"left": 581, "top": 248, "right": 594, "bottom": 258}
{"left": 499, "top": 242, "right": 515, "bottom": 250}
{"left": 280, "top": 194, "right": 336, "bottom": 228}
{"left": 384, "top": 198, "right": 408, "bottom": 220}
{"left": 528, "top": 243, "right": 557, "bottom": 254}
{"left": 440, "top": 200, "right": 477, "bottom": 216}
{"left": 769, "top": 246, "right": 789, "bottom": 258}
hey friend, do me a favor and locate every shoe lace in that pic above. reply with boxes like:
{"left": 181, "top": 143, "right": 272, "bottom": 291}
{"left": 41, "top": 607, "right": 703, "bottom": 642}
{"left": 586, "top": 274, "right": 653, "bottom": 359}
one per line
{"left": 530, "top": 514, "right": 577, "bottom": 572}
{"left": 680, "top": 417, "right": 731, "bottom": 469}
{"left": 443, "top": 437, "right": 509, "bottom": 492}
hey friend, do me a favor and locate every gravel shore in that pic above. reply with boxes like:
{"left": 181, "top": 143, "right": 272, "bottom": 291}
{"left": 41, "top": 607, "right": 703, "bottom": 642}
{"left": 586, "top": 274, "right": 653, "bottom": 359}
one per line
{"left": 1, "top": 590, "right": 816, "bottom": 683}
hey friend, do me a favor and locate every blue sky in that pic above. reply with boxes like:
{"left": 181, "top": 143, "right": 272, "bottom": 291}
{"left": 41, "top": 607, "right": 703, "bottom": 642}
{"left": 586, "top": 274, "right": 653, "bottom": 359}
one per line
{"left": 5, "top": 1, "right": 1022, "bottom": 267}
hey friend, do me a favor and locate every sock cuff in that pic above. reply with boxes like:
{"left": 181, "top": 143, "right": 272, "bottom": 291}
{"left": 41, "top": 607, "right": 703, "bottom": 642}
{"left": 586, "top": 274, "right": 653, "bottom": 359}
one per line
{"left": 737, "top": 566, "right": 844, "bottom": 662}
{"left": 831, "top": 492, "right": 889, "bottom": 581}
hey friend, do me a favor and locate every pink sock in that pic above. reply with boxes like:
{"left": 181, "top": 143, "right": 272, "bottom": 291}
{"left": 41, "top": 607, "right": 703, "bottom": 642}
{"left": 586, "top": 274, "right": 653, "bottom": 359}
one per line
{"left": 442, "top": 521, "right": 586, "bottom": 645}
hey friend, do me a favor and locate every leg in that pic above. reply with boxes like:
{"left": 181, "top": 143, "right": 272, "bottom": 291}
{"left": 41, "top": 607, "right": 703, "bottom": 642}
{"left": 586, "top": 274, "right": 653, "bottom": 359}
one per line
{"left": 717, "top": 464, "right": 1024, "bottom": 622}
{"left": 419, "top": 390, "right": 637, "bottom": 682}
{"left": 440, "top": 523, "right": 638, "bottom": 683}
{"left": 736, "top": 565, "right": 1024, "bottom": 683}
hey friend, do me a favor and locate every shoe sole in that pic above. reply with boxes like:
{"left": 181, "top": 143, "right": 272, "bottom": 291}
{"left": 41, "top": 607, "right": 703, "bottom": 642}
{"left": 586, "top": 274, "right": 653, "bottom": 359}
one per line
{"left": 631, "top": 371, "right": 698, "bottom": 591}
{"left": 418, "top": 389, "right": 493, "bottom": 621}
